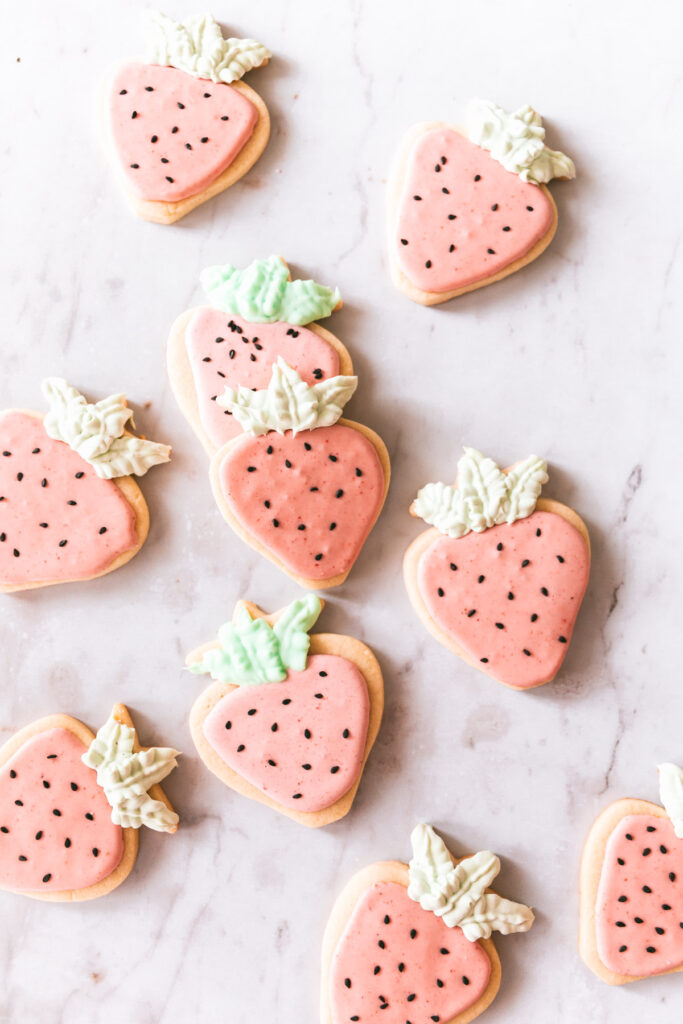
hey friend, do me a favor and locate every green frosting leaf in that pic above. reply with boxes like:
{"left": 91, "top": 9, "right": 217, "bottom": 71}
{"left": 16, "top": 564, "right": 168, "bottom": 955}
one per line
{"left": 190, "top": 595, "right": 323, "bottom": 686}
{"left": 200, "top": 255, "right": 341, "bottom": 326}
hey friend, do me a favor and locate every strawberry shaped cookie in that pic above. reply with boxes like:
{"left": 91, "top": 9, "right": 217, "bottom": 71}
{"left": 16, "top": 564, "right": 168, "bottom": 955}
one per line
{"left": 168, "top": 255, "right": 350, "bottom": 456}
{"left": 580, "top": 764, "right": 683, "bottom": 985}
{"left": 0, "top": 379, "right": 170, "bottom": 592}
{"left": 322, "top": 824, "right": 534, "bottom": 1023}
{"left": 209, "top": 359, "right": 390, "bottom": 588}
{"left": 389, "top": 99, "right": 575, "bottom": 305}
{"left": 188, "top": 594, "right": 383, "bottom": 827}
{"left": 404, "top": 448, "right": 590, "bottom": 690}
{"left": 0, "top": 704, "right": 179, "bottom": 902}
{"left": 105, "top": 12, "right": 270, "bottom": 224}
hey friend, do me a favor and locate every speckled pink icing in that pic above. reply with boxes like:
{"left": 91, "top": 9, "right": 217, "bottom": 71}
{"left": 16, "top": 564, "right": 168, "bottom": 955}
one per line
{"left": 109, "top": 62, "right": 258, "bottom": 202}
{"left": 0, "top": 728, "right": 124, "bottom": 893}
{"left": 596, "top": 813, "right": 683, "bottom": 977}
{"left": 395, "top": 127, "right": 554, "bottom": 292}
{"left": 219, "top": 424, "right": 385, "bottom": 579}
{"left": 203, "top": 654, "right": 369, "bottom": 811}
{"left": 0, "top": 412, "right": 138, "bottom": 586}
{"left": 330, "top": 882, "right": 491, "bottom": 1022}
{"left": 418, "top": 509, "right": 589, "bottom": 688}
{"left": 187, "top": 310, "right": 341, "bottom": 449}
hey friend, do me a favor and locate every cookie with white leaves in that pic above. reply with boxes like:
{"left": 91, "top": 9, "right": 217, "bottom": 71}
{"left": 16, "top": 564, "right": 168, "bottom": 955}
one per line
{"left": 579, "top": 763, "right": 683, "bottom": 984}
{"left": 0, "top": 704, "right": 179, "bottom": 902}
{"left": 209, "top": 359, "right": 390, "bottom": 588}
{"left": 188, "top": 594, "right": 383, "bottom": 827}
{"left": 388, "top": 99, "right": 575, "bottom": 305}
{"left": 404, "top": 448, "right": 589, "bottom": 689}
{"left": 321, "top": 824, "right": 534, "bottom": 1023}
{"left": 168, "top": 255, "right": 351, "bottom": 456}
{"left": 0, "top": 379, "right": 170, "bottom": 592}
{"left": 104, "top": 11, "right": 271, "bottom": 224}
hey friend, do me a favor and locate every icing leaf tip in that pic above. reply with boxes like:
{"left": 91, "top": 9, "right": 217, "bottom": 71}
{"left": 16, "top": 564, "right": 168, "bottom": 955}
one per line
{"left": 147, "top": 11, "right": 270, "bottom": 85}
{"left": 467, "top": 99, "right": 576, "bottom": 184}
{"left": 658, "top": 763, "right": 683, "bottom": 839}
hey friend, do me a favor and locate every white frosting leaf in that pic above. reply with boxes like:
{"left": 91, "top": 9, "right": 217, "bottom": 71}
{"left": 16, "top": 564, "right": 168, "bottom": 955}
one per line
{"left": 407, "top": 824, "right": 534, "bottom": 940}
{"left": 216, "top": 358, "right": 357, "bottom": 436}
{"left": 413, "top": 448, "right": 548, "bottom": 538}
{"left": 83, "top": 713, "right": 180, "bottom": 833}
{"left": 658, "top": 763, "right": 683, "bottom": 839}
{"left": 147, "top": 11, "right": 270, "bottom": 84}
{"left": 42, "top": 378, "right": 171, "bottom": 479}
{"left": 272, "top": 594, "right": 323, "bottom": 671}
{"left": 467, "top": 99, "right": 576, "bottom": 184}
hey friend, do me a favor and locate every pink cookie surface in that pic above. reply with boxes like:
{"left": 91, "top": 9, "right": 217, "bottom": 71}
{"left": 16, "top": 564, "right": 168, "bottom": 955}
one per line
{"left": 187, "top": 310, "right": 341, "bottom": 449}
{"left": 109, "top": 62, "right": 258, "bottom": 203}
{"left": 0, "top": 412, "right": 138, "bottom": 587}
{"left": 330, "top": 881, "right": 491, "bottom": 1022}
{"left": 395, "top": 127, "right": 554, "bottom": 293}
{"left": 596, "top": 814, "right": 683, "bottom": 977}
{"left": 218, "top": 424, "right": 385, "bottom": 580}
{"left": 0, "top": 728, "right": 124, "bottom": 893}
{"left": 203, "top": 653, "right": 369, "bottom": 812}
{"left": 417, "top": 509, "right": 589, "bottom": 688}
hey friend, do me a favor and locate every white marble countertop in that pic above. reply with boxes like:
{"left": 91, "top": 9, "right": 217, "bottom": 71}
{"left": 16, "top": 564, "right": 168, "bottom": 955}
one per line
{"left": 1, "top": 1, "right": 682, "bottom": 1021}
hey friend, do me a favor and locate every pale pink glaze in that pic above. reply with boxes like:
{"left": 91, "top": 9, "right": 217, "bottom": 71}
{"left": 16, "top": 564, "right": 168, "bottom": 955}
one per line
{"left": 219, "top": 424, "right": 385, "bottom": 579}
{"left": 203, "top": 654, "right": 369, "bottom": 811}
{"left": 186, "top": 310, "right": 340, "bottom": 449}
{"left": 0, "top": 728, "right": 124, "bottom": 892}
{"left": 418, "top": 510, "right": 589, "bottom": 688}
{"left": 330, "top": 882, "right": 491, "bottom": 1022}
{"left": 0, "top": 412, "right": 138, "bottom": 586}
{"left": 596, "top": 814, "right": 683, "bottom": 977}
{"left": 395, "top": 128, "right": 554, "bottom": 292}
{"left": 109, "top": 62, "right": 258, "bottom": 202}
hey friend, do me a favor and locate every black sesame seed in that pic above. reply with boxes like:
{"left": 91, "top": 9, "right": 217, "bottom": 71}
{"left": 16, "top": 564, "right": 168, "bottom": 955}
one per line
{"left": 201, "top": 137, "right": 209, "bottom": 143}
{"left": 478, "top": 575, "right": 485, "bottom": 583}
{"left": 522, "top": 559, "right": 530, "bottom": 567}
{"left": 407, "top": 994, "right": 415, "bottom": 1002}
{"left": 42, "top": 781, "right": 50, "bottom": 789}
{"left": 660, "top": 845, "right": 668, "bottom": 854}
{"left": 437, "top": 587, "right": 444, "bottom": 597}
{"left": 449, "top": 244, "right": 456, "bottom": 252}
{"left": 237, "top": 744, "right": 245, "bottom": 752}
{"left": 662, "top": 903, "right": 671, "bottom": 910}
{"left": 267, "top": 759, "right": 276, "bottom": 767}
{"left": 425, "top": 260, "right": 432, "bottom": 269}
{"left": 480, "top": 657, "right": 489, "bottom": 663}
{"left": 523, "top": 649, "right": 531, "bottom": 656}
{"left": 52, "top": 809, "right": 61, "bottom": 816}
{"left": 59, "top": 539, "right": 67, "bottom": 547}
{"left": 401, "top": 238, "right": 408, "bottom": 245}
{"left": 85, "top": 812, "right": 94, "bottom": 820}
{"left": 467, "top": 609, "right": 476, "bottom": 617}
{"left": 410, "top": 929, "right": 417, "bottom": 939}
{"left": 13, "top": 549, "right": 19, "bottom": 558}
{"left": 527, "top": 205, "right": 534, "bottom": 211}
{"left": 344, "top": 979, "right": 351, "bottom": 989}
{"left": 185, "top": 143, "right": 192, "bottom": 150}
{"left": 14, "top": 800, "right": 22, "bottom": 806}
{"left": 434, "top": 163, "right": 441, "bottom": 172}
{"left": 131, "top": 111, "right": 138, "bottom": 119}
{"left": 329, "top": 454, "right": 338, "bottom": 462}
{"left": 474, "top": 174, "right": 481, "bottom": 181}
{"left": 491, "top": 203, "right": 499, "bottom": 211}
{"left": 541, "top": 587, "right": 549, "bottom": 596}
{"left": 618, "top": 858, "right": 625, "bottom": 865}
{"left": 331, "top": 766, "right": 340, "bottom": 774}
{"left": 304, "top": 442, "right": 312, "bottom": 451}
{"left": 643, "top": 848, "right": 651, "bottom": 856}
{"left": 41, "top": 478, "right": 47, "bottom": 487}
{"left": 119, "top": 89, "right": 127, "bottom": 95}
{"left": 656, "top": 927, "right": 665, "bottom": 935}
{"left": 151, "top": 135, "right": 158, "bottom": 143}
{"left": 297, "top": 524, "right": 306, "bottom": 531}
{"left": 271, "top": 723, "right": 278, "bottom": 732}
{"left": 329, "top": 522, "right": 337, "bottom": 531}
{"left": 626, "top": 833, "right": 633, "bottom": 840}
{"left": 264, "top": 500, "right": 270, "bottom": 508}
{"left": 67, "top": 500, "right": 76, "bottom": 506}
{"left": 497, "top": 542, "right": 503, "bottom": 551}
{"left": 9, "top": 770, "right": 16, "bottom": 779}
{"left": 248, "top": 709, "right": 257, "bottom": 716}
{"left": 615, "top": 921, "right": 626, "bottom": 928}
{"left": 413, "top": 195, "right": 422, "bottom": 201}
{"left": 16, "top": 473, "right": 23, "bottom": 481}
{"left": 42, "top": 874, "right": 51, "bottom": 883}
{"left": 304, "top": 729, "right": 312, "bottom": 739}
{"left": 314, "top": 553, "right": 323, "bottom": 561}
{"left": 619, "top": 945, "right": 627, "bottom": 952}
{"left": 165, "top": 176, "right": 174, "bottom": 183}
{"left": 440, "top": 948, "right": 449, "bottom": 955}
{"left": 508, "top": 592, "right": 514, "bottom": 600}
{"left": 177, "top": 102, "right": 185, "bottom": 109}
{"left": 442, "top": 186, "right": 450, "bottom": 194}
{"left": 75, "top": 471, "right": 84, "bottom": 479}
{"left": 647, "top": 947, "right": 656, "bottom": 953}
{"left": 634, "top": 917, "right": 643, "bottom": 923}
{"left": 378, "top": 939, "right": 385, "bottom": 949}
{"left": 450, "top": 563, "right": 457, "bottom": 571}
{"left": 503, "top": 226, "right": 511, "bottom": 232}
{"left": 487, "top": 248, "right": 496, "bottom": 254}
{"left": 448, "top": 214, "right": 456, "bottom": 220}
{"left": 272, "top": 519, "right": 279, "bottom": 527}
{"left": 374, "top": 965, "right": 380, "bottom": 975}
{"left": 647, "top": 825, "right": 656, "bottom": 832}
{"left": 145, "top": 86, "right": 154, "bottom": 92}
{"left": 462, "top": 976, "right": 470, "bottom": 985}
{"left": 398, "top": 962, "right": 405, "bottom": 972}
{"left": 225, "top": 721, "right": 232, "bottom": 730}
{"left": 92, "top": 848, "right": 99, "bottom": 857}
{"left": 302, "top": 764, "right": 311, "bottom": 770}
{"left": 670, "top": 872, "right": 676, "bottom": 882}
{"left": 335, "top": 489, "right": 344, "bottom": 498}
{"left": 35, "top": 831, "right": 42, "bottom": 839}
{"left": 495, "top": 622, "right": 504, "bottom": 630}
{"left": 32, "top": 448, "right": 40, "bottom": 454}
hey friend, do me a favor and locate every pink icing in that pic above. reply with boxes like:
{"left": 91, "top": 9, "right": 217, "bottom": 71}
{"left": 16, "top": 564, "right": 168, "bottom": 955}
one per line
{"left": 0, "top": 412, "right": 138, "bottom": 586}
{"left": 109, "top": 62, "right": 258, "bottom": 202}
{"left": 219, "top": 424, "right": 385, "bottom": 579}
{"left": 395, "top": 128, "right": 554, "bottom": 292}
{"left": 0, "top": 728, "right": 124, "bottom": 893}
{"left": 330, "top": 881, "right": 491, "bottom": 1022}
{"left": 596, "top": 814, "right": 683, "bottom": 977}
{"left": 203, "top": 653, "right": 369, "bottom": 812}
{"left": 186, "top": 310, "right": 341, "bottom": 449}
{"left": 418, "top": 509, "right": 589, "bottom": 688}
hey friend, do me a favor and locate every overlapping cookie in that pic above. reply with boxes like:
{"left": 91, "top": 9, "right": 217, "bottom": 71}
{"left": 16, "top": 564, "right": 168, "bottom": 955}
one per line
{"left": 388, "top": 99, "right": 575, "bottom": 305}
{"left": 0, "top": 379, "right": 170, "bottom": 592}
{"left": 168, "top": 255, "right": 350, "bottom": 456}
{"left": 188, "top": 594, "right": 383, "bottom": 827}
{"left": 579, "top": 763, "right": 683, "bottom": 985}
{"left": 321, "top": 824, "right": 534, "bottom": 1023}
{"left": 0, "top": 704, "right": 179, "bottom": 902}
{"left": 104, "top": 12, "right": 271, "bottom": 224}
{"left": 404, "top": 448, "right": 590, "bottom": 689}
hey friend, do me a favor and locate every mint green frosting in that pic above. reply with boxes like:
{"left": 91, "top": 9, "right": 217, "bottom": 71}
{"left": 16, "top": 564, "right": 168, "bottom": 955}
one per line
{"left": 200, "top": 256, "right": 341, "bottom": 325}
{"left": 190, "top": 595, "right": 323, "bottom": 686}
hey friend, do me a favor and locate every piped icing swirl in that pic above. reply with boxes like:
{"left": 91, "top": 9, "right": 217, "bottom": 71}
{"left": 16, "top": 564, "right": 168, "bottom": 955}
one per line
{"left": 147, "top": 11, "right": 270, "bottom": 84}
{"left": 467, "top": 99, "right": 576, "bottom": 184}
{"left": 659, "top": 762, "right": 683, "bottom": 838}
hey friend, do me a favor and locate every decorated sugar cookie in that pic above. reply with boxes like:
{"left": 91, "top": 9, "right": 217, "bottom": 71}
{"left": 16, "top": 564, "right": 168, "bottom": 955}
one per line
{"left": 0, "top": 379, "right": 170, "bottom": 592}
{"left": 105, "top": 12, "right": 271, "bottom": 224}
{"left": 0, "top": 704, "right": 179, "bottom": 902}
{"left": 321, "top": 824, "right": 534, "bottom": 1023}
{"left": 168, "top": 255, "right": 350, "bottom": 456}
{"left": 579, "top": 764, "right": 683, "bottom": 985}
{"left": 209, "top": 359, "right": 390, "bottom": 588}
{"left": 389, "top": 100, "right": 576, "bottom": 305}
{"left": 188, "top": 595, "right": 383, "bottom": 827}
{"left": 404, "top": 448, "right": 590, "bottom": 689}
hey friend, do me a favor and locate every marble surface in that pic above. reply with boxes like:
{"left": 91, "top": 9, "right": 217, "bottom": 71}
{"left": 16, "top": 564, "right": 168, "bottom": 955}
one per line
{"left": 1, "top": 0, "right": 682, "bottom": 1020}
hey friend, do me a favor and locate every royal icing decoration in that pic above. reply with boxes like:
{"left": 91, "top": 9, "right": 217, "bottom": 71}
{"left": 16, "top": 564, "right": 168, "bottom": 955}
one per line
{"left": 201, "top": 255, "right": 341, "bottom": 326}
{"left": 42, "top": 379, "right": 170, "bottom": 480}
{"left": 217, "top": 358, "right": 357, "bottom": 436}
{"left": 147, "top": 11, "right": 270, "bottom": 85}
{"left": 407, "top": 824, "right": 534, "bottom": 940}
{"left": 82, "top": 712, "right": 180, "bottom": 832}
{"left": 413, "top": 448, "right": 548, "bottom": 538}
{"left": 466, "top": 99, "right": 576, "bottom": 184}
{"left": 659, "top": 763, "right": 683, "bottom": 838}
